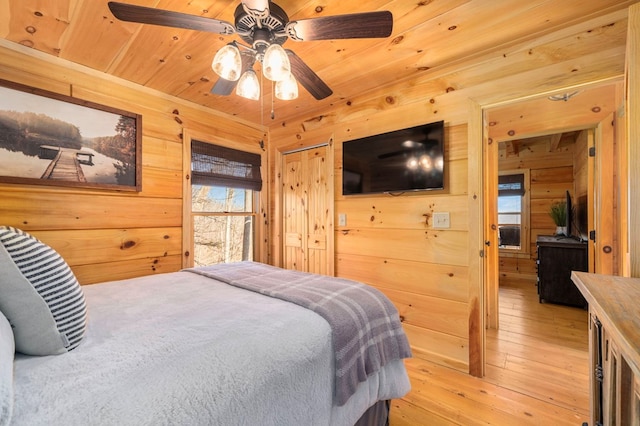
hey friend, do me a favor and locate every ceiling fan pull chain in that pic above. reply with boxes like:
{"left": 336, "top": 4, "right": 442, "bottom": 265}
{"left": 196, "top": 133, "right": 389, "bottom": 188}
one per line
{"left": 271, "top": 80, "right": 275, "bottom": 120}
{"left": 260, "top": 70, "right": 264, "bottom": 125}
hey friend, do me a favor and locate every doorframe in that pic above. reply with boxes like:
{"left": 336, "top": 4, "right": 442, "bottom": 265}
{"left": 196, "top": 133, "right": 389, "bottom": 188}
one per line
{"left": 473, "top": 85, "right": 626, "bottom": 374}
{"left": 467, "top": 100, "right": 484, "bottom": 377}
{"left": 477, "top": 82, "right": 628, "bottom": 337}
{"left": 274, "top": 137, "right": 335, "bottom": 274}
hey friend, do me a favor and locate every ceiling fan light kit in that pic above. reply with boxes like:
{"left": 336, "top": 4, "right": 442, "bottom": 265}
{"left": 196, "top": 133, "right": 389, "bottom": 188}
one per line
{"left": 275, "top": 72, "right": 299, "bottom": 100}
{"left": 107, "top": 1, "right": 394, "bottom": 102}
{"left": 262, "top": 43, "right": 291, "bottom": 82}
{"left": 211, "top": 44, "right": 243, "bottom": 81}
{"left": 236, "top": 69, "right": 261, "bottom": 100}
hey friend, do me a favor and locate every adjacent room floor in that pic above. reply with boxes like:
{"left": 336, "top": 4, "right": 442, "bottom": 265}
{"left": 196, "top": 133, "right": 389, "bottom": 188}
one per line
{"left": 390, "top": 277, "right": 589, "bottom": 425}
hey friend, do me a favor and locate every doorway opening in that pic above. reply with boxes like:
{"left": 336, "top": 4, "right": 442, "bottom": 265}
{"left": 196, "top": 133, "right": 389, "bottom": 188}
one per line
{"left": 483, "top": 82, "right": 620, "bottom": 330}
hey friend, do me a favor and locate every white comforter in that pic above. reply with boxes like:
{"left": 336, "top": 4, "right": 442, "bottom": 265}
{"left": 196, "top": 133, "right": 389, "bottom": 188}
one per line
{"left": 11, "top": 271, "right": 410, "bottom": 426}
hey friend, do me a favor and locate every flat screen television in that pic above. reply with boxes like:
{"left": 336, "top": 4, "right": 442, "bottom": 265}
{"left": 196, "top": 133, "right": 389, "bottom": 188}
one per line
{"left": 342, "top": 120, "right": 444, "bottom": 195}
{"left": 565, "top": 190, "right": 572, "bottom": 237}
{"left": 575, "top": 194, "right": 588, "bottom": 241}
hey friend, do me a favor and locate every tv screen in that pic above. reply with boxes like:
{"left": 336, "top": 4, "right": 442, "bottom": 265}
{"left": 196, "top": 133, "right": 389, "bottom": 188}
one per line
{"left": 575, "top": 194, "right": 588, "bottom": 241}
{"left": 342, "top": 120, "right": 444, "bottom": 195}
{"left": 565, "top": 190, "right": 572, "bottom": 237}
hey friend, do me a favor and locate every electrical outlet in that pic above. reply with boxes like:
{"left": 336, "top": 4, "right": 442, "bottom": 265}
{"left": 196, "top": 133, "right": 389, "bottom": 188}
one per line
{"left": 432, "top": 212, "right": 450, "bottom": 229}
{"left": 338, "top": 213, "right": 347, "bottom": 227}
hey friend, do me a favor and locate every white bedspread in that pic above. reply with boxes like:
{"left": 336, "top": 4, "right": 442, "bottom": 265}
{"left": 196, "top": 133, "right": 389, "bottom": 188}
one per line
{"left": 11, "top": 271, "right": 410, "bottom": 426}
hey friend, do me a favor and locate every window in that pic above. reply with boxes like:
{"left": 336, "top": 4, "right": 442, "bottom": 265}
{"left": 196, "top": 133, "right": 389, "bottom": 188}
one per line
{"left": 189, "top": 141, "right": 262, "bottom": 266}
{"left": 498, "top": 170, "right": 530, "bottom": 252}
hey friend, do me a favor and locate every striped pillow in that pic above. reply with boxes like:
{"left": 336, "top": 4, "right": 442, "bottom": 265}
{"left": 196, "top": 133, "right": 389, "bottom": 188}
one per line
{"left": 0, "top": 226, "right": 87, "bottom": 355}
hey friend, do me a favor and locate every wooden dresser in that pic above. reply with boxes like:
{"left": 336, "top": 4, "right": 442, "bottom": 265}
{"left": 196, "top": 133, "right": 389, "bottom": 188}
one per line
{"left": 571, "top": 272, "right": 640, "bottom": 425}
{"left": 537, "top": 236, "right": 588, "bottom": 308}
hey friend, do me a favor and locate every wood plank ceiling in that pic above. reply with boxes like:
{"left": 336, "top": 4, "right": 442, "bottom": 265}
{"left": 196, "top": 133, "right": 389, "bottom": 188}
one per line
{"left": 0, "top": 0, "right": 636, "bottom": 125}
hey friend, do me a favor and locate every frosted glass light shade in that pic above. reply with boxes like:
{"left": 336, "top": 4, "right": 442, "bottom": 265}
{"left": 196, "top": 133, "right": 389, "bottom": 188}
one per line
{"left": 236, "top": 70, "right": 260, "bottom": 100}
{"left": 275, "top": 73, "right": 298, "bottom": 100}
{"left": 262, "top": 44, "right": 291, "bottom": 82}
{"left": 212, "top": 44, "right": 242, "bottom": 81}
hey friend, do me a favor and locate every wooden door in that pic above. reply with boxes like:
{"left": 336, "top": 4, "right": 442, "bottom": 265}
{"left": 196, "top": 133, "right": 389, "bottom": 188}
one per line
{"left": 283, "top": 150, "right": 305, "bottom": 271}
{"left": 592, "top": 114, "right": 616, "bottom": 275}
{"left": 282, "top": 145, "right": 333, "bottom": 275}
{"left": 484, "top": 122, "right": 499, "bottom": 329}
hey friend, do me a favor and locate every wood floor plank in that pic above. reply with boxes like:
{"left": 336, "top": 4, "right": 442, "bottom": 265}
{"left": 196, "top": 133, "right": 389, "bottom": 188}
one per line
{"left": 400, "top": 358, "right": 586, "bottom": 425}
{"left": 389, "top": 277, "right": 589, "bottom": 425}
{"left": 390, "top": 399, "right": 458, "bottom": 426}
{"left": 486, "top": 338, "right": 588, "bottom": 375}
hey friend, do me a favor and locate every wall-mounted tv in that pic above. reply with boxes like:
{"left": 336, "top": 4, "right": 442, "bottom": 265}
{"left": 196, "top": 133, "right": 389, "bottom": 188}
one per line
{"left": 342, "top": 120, "right": 444, "bottom": 195}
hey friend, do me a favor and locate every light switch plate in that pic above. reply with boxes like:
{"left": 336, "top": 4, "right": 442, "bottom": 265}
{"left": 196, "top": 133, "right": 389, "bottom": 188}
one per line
{"left": 433, "top": 212, "right": 450, "bottom": 229}
{"left": 338, "top": 213, "right": 347, "bottom": 227}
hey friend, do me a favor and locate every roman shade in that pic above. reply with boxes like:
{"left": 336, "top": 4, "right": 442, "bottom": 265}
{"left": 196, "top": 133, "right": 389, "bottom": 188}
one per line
{"left": 498, "top": 173, "right": 525, "bottom": 196}
{"left": 191, "top": 141, "right": 262, "bottom": 191}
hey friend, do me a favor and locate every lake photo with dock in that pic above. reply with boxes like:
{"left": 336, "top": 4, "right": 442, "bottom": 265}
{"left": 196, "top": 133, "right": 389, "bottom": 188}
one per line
{"left": 0, "top": 80, "right": 140, "bottom": 190}
{"left": 0, "top": 145, "right": 124, "bottom": 185}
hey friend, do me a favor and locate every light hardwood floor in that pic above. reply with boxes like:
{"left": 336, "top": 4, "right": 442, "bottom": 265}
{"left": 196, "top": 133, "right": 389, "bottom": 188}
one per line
{"left": 390, "top": 277, "right": 589, "bottom": 425}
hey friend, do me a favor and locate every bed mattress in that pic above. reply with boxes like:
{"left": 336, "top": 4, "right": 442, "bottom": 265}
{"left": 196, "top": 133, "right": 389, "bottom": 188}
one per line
{"left": 11, "top": 270, "right": 410, "bottom": 425}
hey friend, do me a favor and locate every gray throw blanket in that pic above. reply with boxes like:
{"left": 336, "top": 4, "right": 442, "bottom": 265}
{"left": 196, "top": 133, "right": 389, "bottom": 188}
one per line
{"left": 185, "top": 262, "right": 412, "bottom": 406}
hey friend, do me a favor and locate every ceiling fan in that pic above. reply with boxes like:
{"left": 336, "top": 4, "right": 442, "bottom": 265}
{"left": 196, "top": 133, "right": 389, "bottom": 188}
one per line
{"left": 107, "top": 1, "right": 394, "bottom": 101}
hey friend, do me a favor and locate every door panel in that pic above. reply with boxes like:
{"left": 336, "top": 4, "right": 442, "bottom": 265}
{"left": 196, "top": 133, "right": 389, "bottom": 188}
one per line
{"left": 283, "top": 152, "right": 305, "bottom": 270}
{"left": 306, "top": 147, "right": 330, "bottom": 275}
{"left": 282, "top": 145, "right": 332, "bottom": 275}
{"left": 593, "top": 114, "right": 616, "bottom": 274}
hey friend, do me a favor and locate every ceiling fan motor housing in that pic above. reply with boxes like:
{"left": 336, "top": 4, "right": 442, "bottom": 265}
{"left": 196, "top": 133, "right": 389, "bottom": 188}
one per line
{"left": 234, "top": 2, "right": 289, "bottom": 51}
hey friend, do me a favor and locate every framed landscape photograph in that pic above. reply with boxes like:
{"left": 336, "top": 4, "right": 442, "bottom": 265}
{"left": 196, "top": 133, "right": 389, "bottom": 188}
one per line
{"left": 0, "top": 79, "right": 142, "bottom": 191}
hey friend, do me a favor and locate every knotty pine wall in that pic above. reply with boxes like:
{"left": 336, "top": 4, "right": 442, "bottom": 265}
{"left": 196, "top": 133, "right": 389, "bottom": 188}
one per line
{"left": 0, "top": 41, "right": 266, "bottom": 284}
{"left": 267, "top": 11, "right": 628, "bottom": 372}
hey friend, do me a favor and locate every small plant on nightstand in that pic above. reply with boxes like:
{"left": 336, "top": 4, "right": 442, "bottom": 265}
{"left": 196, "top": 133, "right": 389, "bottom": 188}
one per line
{"left": 549, "top": 200, "right": 567, "bottom": 236}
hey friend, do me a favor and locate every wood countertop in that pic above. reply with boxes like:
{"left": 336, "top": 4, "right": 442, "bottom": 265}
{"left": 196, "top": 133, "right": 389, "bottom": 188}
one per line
{"left": 571, "top": 271, "right": 640, "bottom": 377}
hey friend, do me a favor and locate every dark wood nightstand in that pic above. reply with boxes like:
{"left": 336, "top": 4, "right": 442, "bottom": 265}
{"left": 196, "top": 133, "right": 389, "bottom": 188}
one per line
{"left": 536, "top": 235, "right": 588, "bottom": 308}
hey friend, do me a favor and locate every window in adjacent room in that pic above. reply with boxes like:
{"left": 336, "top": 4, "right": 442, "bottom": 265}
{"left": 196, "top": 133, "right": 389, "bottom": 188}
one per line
{"left": 498, "top": 170, "right": 530, "bottom": 253}
{"left": 189, "top": 140, "right": 262, "bottom": 266}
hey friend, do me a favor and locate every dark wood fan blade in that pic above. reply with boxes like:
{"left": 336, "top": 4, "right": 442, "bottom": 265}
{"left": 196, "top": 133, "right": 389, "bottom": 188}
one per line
{"left": 211, "top": 78, "right": 238, "bottom": 96}
{"left": 211, "top": 50, "right": 255, "bottom": 96}
{"left": 286, "top": 50, "right": 332, "bottom": 100}
{"left": 108, "top": 2, "right": 235, "bottom": 35}
{"left": 286, "top": 11, "right": 392, "bottom": 41}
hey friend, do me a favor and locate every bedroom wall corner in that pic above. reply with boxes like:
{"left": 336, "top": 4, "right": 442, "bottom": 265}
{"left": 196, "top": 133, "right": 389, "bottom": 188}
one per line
{"left": 0, "top": 40, "right": 265, "bottom": 284}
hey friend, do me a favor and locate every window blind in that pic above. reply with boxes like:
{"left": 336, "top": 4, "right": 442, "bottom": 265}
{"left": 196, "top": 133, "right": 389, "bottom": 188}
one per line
{"left": 498, "top": 173, "right": 525, "bottom": 196}
{"left": 191, "top": 141, "right": 262, "bottom": 191}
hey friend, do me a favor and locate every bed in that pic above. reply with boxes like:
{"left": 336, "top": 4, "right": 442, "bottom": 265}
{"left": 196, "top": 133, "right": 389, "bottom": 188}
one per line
{"left": 0, "top": 226, "right": 411, "bottom": 426}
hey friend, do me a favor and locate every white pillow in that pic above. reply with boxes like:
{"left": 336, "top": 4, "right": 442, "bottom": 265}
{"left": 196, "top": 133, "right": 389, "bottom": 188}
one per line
{"left": 0, "top": 226, "right": 87, "bottom": 355}
{"left": 0, "top": 310, "right": 14, "bottom": 426}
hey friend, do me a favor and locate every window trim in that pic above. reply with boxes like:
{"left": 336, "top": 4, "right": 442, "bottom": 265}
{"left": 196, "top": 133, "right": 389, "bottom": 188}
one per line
{"left": 182, "top": 129, "right": 267, "bottom": 268}
{"left": 498, "top": 169, "right": 530, "bottom": 254}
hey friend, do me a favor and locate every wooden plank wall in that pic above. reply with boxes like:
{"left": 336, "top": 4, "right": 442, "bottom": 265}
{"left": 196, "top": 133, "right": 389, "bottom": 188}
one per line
{"left": 497, "top": 135, "right": 576, "bottom": 284}
{"left": 0, "top": 40, "right": 265, "bottom": 285}
{"left": 267, "top": 11, "right": 628, "bottom": 372}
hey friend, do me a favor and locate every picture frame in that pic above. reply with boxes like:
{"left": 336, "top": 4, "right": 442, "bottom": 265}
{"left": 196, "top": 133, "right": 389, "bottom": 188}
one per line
{"left": 0, "top": 79, "right": 142, "bottom": 191}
